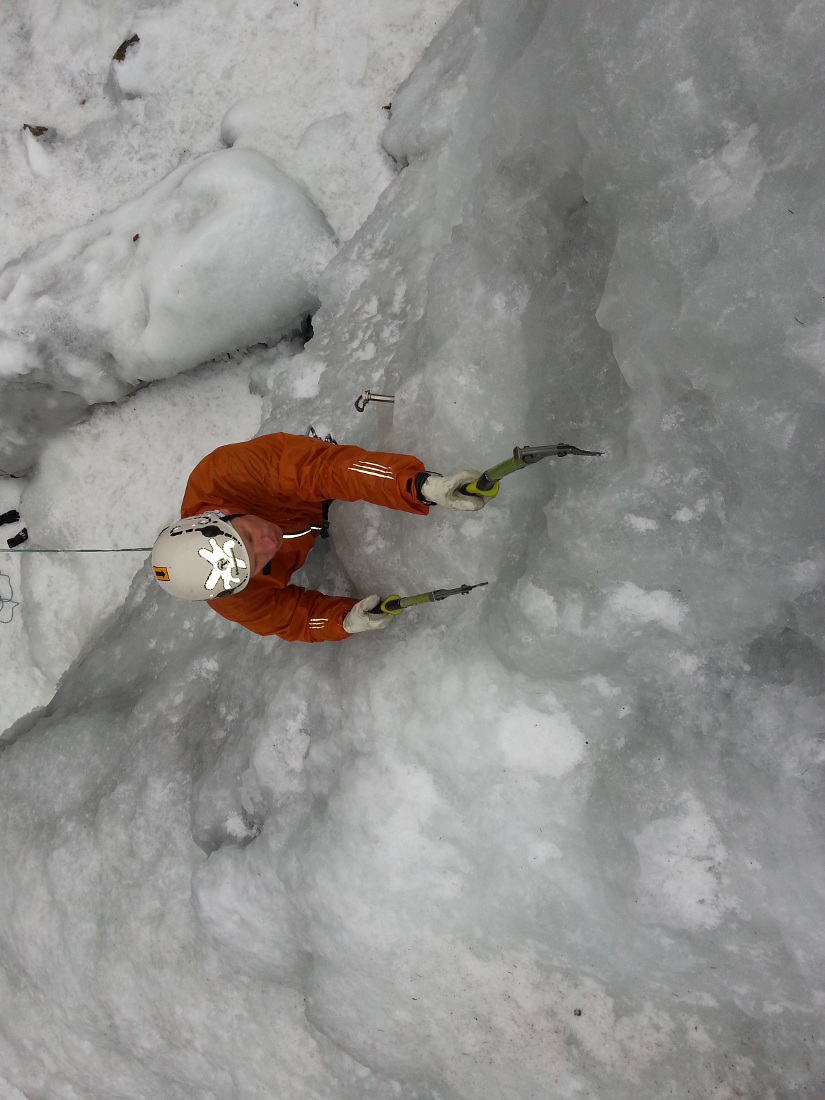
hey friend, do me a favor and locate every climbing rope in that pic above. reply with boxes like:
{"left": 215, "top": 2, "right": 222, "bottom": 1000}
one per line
{"left": 2, "top": 547, "right": 151, "bottom": 554}
{"left": 0, "top": 545, "right": 151, "bottom": 625}
{"left": 0, "top": 572, "right": 17, "bottom": 623}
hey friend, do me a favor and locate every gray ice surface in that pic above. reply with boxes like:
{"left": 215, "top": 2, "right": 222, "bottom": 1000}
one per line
{"left": 1, "top": 1, "right": 823, "bottom": 1097}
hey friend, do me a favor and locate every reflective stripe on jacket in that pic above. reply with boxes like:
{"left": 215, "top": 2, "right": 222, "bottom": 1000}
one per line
{"left": 181, "top": 433, "right": 428, "bottom": 641}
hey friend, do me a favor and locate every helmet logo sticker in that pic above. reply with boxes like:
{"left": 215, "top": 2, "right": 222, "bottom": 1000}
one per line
{"left": 154, "top": 566, "right": 170, "bottom": 582}
{"left": 199, "top": 537, "right": 248, "bottom": 593}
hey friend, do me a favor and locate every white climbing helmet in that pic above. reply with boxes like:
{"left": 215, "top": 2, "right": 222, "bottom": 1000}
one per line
{"left": 152, "top": 514, "right": 251, "bottom": 600}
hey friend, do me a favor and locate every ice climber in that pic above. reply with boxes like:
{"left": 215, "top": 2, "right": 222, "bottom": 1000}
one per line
{"left": 151, "top": 432, "right": 486, "bottom": 641}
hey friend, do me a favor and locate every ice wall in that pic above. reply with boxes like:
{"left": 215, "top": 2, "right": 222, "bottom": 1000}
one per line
{"left": 1, "top": 1, "right": 823, "bottom": 1098}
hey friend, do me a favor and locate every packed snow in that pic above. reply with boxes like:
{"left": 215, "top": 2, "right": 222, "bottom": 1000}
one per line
{"left": 0, "top": 147, "right": 334, "bottom": 473}
{"left": 1, "top": 1, "right": 824, "bottom": 1098}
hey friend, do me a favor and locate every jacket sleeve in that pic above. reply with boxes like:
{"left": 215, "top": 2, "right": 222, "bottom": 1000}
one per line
{"left": 210, "top": 584, "right": 359, "bottom": 642}
{"left": 196, "top": 433, "right": 430, "bottom": 516}
{"left": 273, "top": 433, "right": 430, "bottom": 512}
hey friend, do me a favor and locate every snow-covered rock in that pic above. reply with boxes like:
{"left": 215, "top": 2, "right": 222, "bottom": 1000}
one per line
{"left": 0, "top": 148, "right": 334, "bottom": 473}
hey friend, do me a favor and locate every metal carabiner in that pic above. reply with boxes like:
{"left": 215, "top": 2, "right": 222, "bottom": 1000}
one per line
{"left": 354, "top": 390, "right": 395, "bottom": 412}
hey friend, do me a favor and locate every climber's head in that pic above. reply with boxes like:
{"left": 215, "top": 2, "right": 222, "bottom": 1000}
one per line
{"left": 151, "top": 513, "right": 282, "bottom": 600}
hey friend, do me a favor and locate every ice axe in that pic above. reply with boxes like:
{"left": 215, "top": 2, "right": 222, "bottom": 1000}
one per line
{"left": 374, "top": 582, "right": 488, "bottom": 616}
{"left": 460, "top": 443, "right": 603, "bottom": 499}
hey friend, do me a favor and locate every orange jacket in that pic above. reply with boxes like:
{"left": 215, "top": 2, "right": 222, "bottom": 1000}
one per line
{"left": 181, "top": 433, "right": 429, "bottom": 642}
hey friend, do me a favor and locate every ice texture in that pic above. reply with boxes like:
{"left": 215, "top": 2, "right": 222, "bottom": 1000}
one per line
{"left": 1, "top": 1, "right": 824, "bottom": 1099}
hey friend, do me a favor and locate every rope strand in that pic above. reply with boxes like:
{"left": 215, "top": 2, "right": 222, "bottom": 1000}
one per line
{"left": 2, "top": 547, "right": 152, "bottom": 554}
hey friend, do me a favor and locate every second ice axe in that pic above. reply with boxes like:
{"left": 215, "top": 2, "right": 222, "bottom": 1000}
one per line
{"left": 375, "top": 582, "right": 488, "bottom": 616}
{"left": 460, "top": 443, "right": 603, "bottom": 499}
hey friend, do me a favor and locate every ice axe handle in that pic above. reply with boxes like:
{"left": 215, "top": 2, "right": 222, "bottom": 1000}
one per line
{"left": 460, "top": 472, "right": 500, "bottom": 498}
{"left": 377, "top": 595, "right": 404, "bottom": 615}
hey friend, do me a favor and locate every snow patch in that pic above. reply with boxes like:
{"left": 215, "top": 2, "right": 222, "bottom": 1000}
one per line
{"left": 635, "top": 796, "right": 736, "bottom": 930}
{"left": 497, "top": 699, "right": 585, "bottom": 778}
{"left": 607, "top": 583, "right": 687, "bottom": 632}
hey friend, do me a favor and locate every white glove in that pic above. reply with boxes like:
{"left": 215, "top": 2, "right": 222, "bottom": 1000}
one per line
{"left": 421, "top": 470, "right": 486, "bottom": 511}
{"left": 343, "top": 594, "right": 392, "bottom": 634}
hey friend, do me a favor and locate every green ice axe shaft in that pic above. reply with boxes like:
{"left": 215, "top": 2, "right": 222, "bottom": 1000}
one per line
{"left": 377, "top": 582, "right": 488, "bottom": 615}
{"left": 461, "top": 443, "right": 604, "bottom": 498}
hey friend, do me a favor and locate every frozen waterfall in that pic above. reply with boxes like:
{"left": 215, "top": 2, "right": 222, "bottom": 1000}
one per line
{"left": 0, "top": 1, "right": 823, "bottom": 1098}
